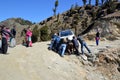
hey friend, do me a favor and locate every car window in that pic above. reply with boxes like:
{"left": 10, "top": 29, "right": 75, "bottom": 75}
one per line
{"left": 60, "top": 30, "right": 73, "bottom": 37}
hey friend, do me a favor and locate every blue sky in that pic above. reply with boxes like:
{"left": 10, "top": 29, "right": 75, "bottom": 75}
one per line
{"left": 0, "top": 0, "right": 96, "bottom": 23}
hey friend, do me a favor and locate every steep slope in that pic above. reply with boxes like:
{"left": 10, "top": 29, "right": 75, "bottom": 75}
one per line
{"left": 39, "top": 3, "right": 120, "bottom": 41}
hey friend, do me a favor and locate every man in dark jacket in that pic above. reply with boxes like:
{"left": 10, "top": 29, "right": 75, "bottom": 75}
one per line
{"left": 95, "top": 31, "right": 100, "bottom": 46}
{"left": 77, "top": 34, "right": 91, "bottom": 55}
{"left": 72, "top": 36, "right": 80, "bottom": 55}
{"left": 0, "top": 25, "right": 13, "bottom": 54}
{"left": 11, "top": 26, "right": 16, "bottom": 38}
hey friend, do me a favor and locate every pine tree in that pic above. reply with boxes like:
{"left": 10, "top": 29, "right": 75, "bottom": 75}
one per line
{"left": 96, "top": 0, "right": 99, "bottom": 6}
{"left": 53, "top": 0, "right": 59, "bottom": 16}
{"left": 101, "top": 0, "right": 105, "bottom": 5}
{"left": 55, "top": 0, "right": 58, "bottom": 9}
{"left": 82, "top": 0, "right": 87, "bottom": 6}
{"left": 89, "top": 0, "right": 92, "bottom": 5}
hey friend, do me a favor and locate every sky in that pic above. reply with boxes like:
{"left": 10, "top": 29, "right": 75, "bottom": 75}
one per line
{"left": 0, "top": 0, "right": 96, "bottom": 23}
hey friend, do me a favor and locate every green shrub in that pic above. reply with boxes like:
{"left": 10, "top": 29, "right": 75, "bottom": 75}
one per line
{"left": 40, "top": 25, "right": 50, "bottom": 41}
{"left": 107, "top": 5, "right": 117, "bottom": 13}
{"left": 32, "top": 25, "right": 39, "bottom": 43}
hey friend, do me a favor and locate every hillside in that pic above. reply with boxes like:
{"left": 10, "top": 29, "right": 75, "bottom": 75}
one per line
{"left": 0, "top": 18, "right": 41, "bottom": 44}
{"left": 0, "top": 1, "right": 120, "bottom": 44}
{"left": 0, "top": 18, "right": 33, "bottom": 44}
{"left": 0, "top": 38, "right": 120, "bottom": 80}
{"left": 39, "top": 1, "right": 120, "bottom": 38}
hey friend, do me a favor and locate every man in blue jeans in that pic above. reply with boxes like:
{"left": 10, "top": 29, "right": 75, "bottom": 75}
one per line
{"left": 59, "top": 38, "right": 67, "bottom": 57}
{"left": 77, "top": 34, "right": 91, "bottom": 55}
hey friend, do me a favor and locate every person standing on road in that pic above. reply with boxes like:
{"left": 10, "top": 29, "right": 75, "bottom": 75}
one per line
{"left": 0, "top": 25, "right": 13, "bottom": 54}
{"left": 95, "top": 30, "right": 100, "bottom": 46}
{"left": 11, "top": 26, "right": 16, "bottom": 38}
{"left": 26, "top": 27, "right": 32, "bottom": 47}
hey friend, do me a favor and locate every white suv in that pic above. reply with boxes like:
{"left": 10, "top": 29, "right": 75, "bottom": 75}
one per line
{"left": 59, "top": 30, "right": 75, "bottom": 40}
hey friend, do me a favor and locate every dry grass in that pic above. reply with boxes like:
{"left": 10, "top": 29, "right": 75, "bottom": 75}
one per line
{"left": 106, "top": 35, "right": 118, "bottom": 41}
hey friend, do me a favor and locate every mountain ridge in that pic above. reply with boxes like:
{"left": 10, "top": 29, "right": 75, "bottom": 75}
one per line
{"left": 0, "top": 1, "right": 120, "bottom": 44}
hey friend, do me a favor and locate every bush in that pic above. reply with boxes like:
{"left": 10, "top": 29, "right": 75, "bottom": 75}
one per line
{"left": 40, "top": 25, "right": 50, "bottom": 41}
{"left": 32, "top": 25, "right": 39, "bottom": 43}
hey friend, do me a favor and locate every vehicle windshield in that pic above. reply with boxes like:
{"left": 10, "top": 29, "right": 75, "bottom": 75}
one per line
{"left": 60, "top": 30, "right": 73, "bottom": 37}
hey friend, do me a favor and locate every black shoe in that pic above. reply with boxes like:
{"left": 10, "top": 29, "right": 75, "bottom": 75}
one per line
{"left": 60, "top": 55, "right": 64, "bottom": 57}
